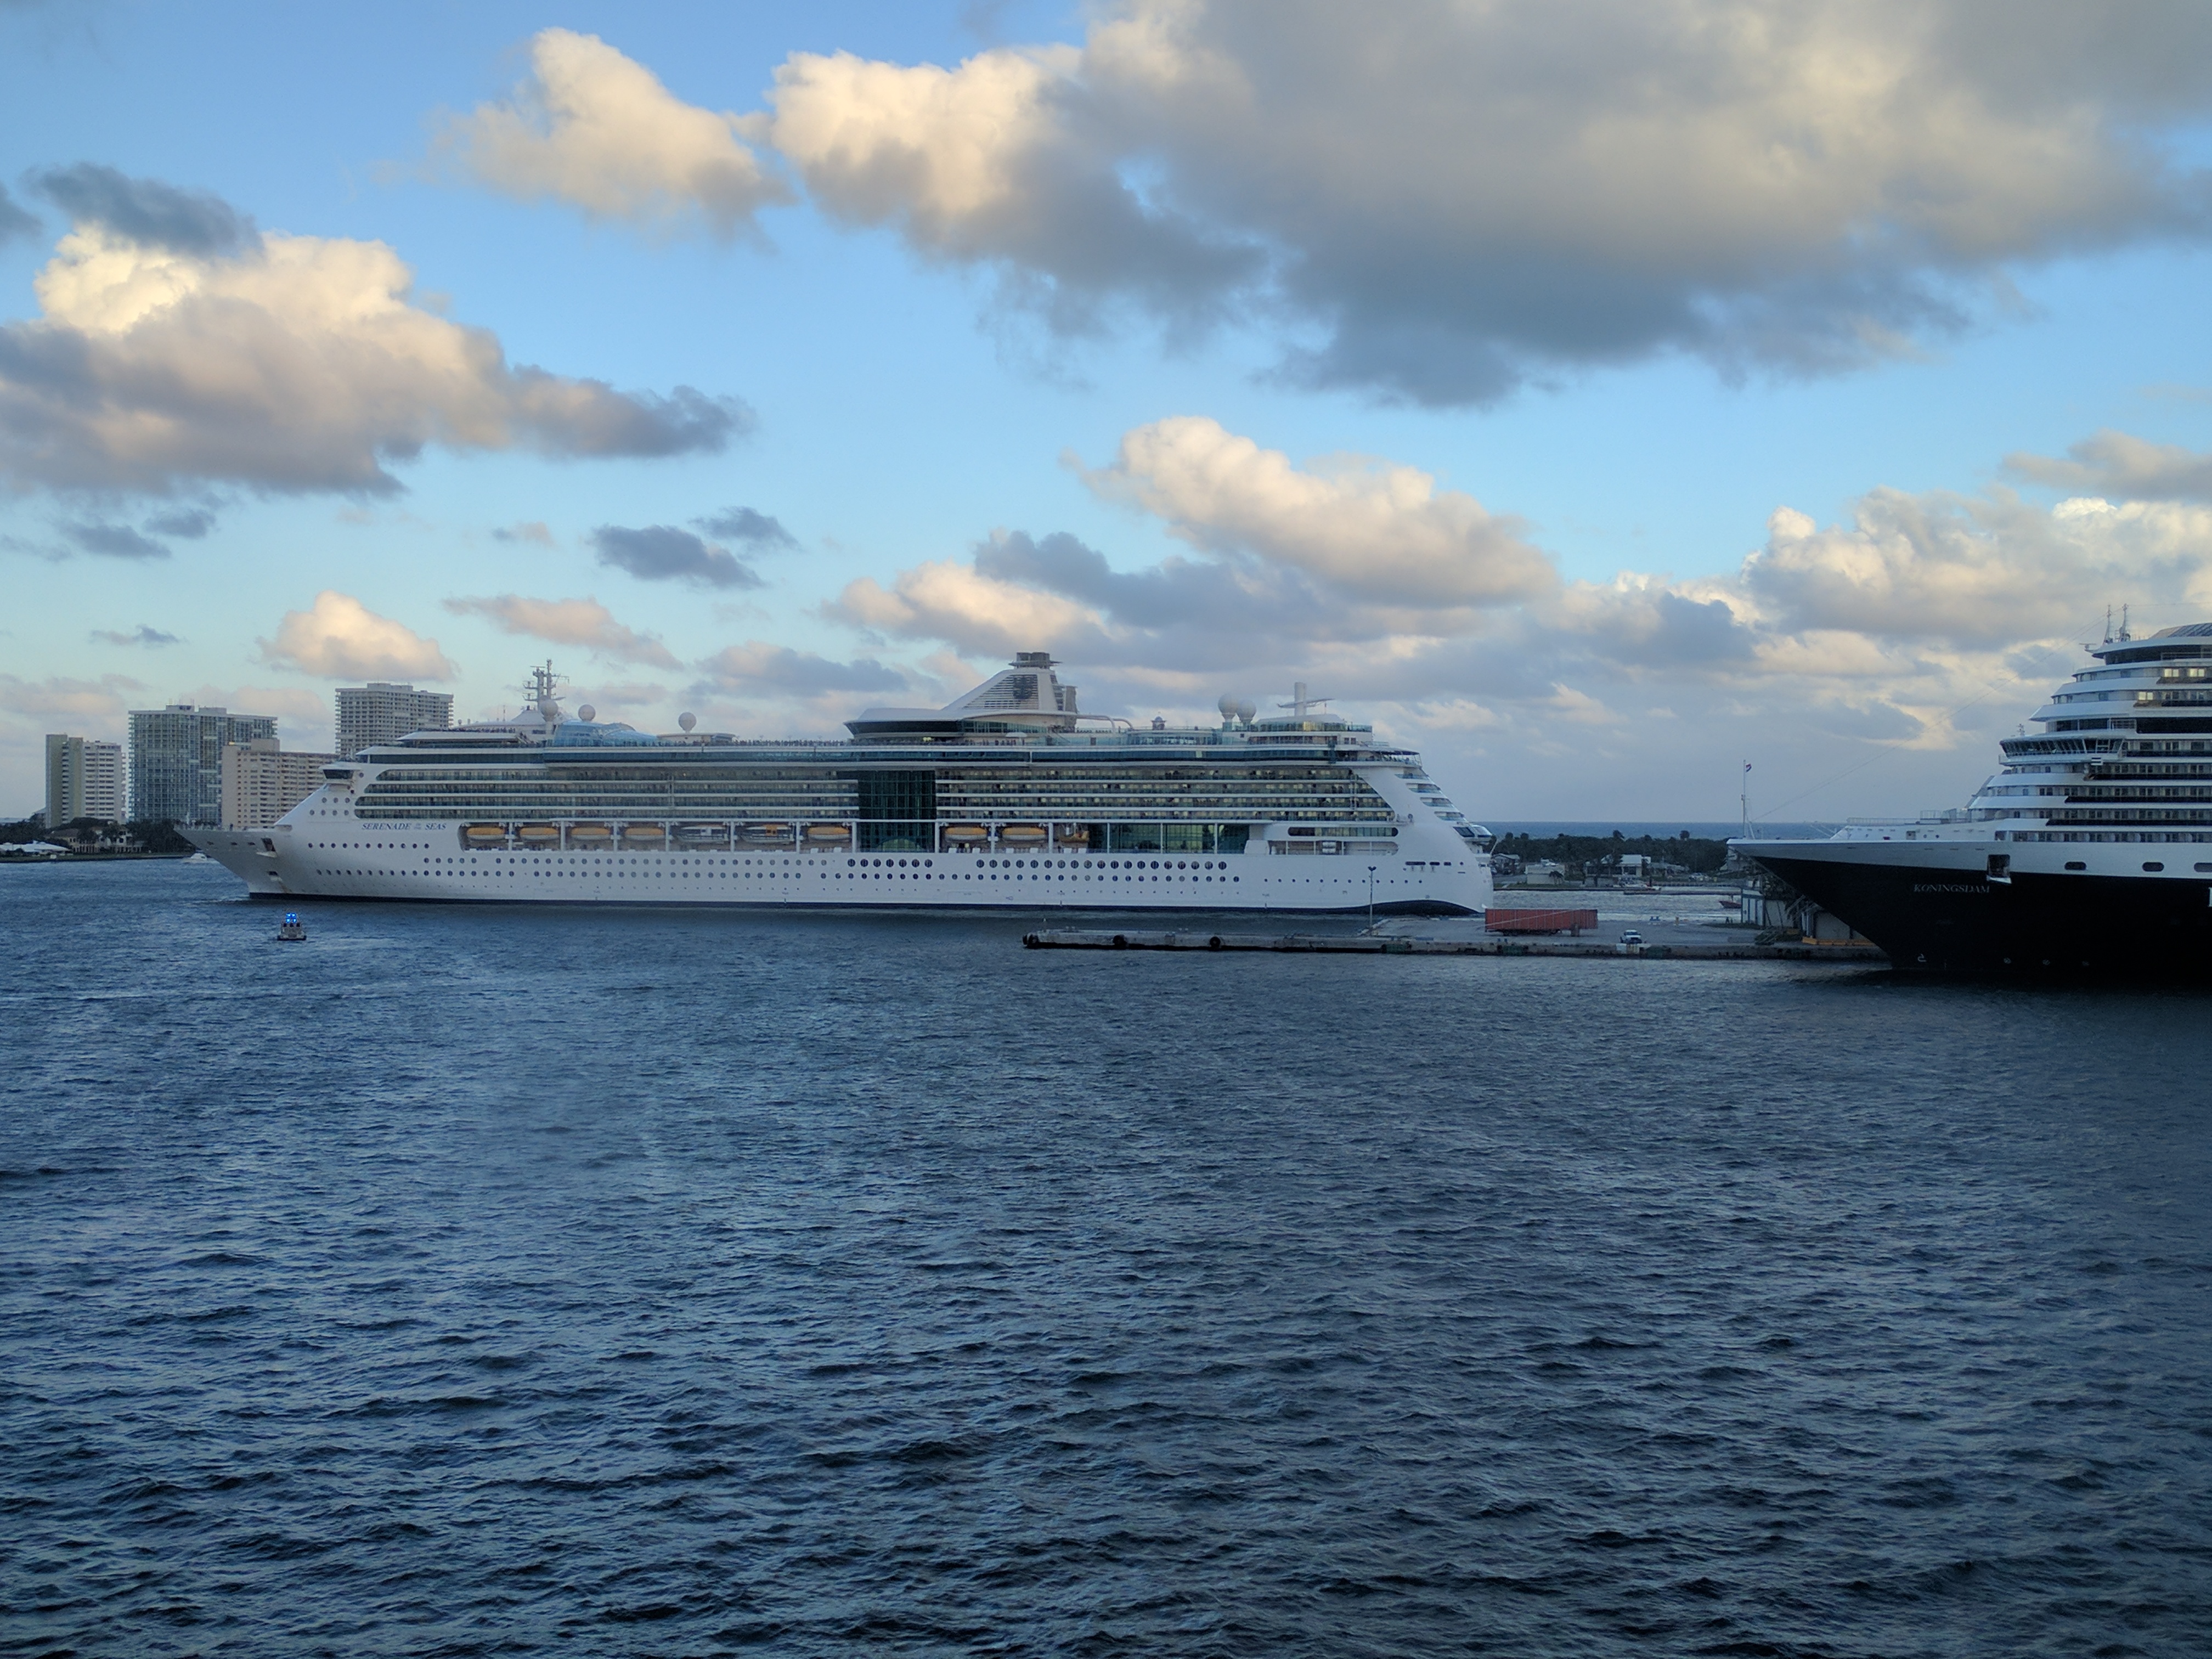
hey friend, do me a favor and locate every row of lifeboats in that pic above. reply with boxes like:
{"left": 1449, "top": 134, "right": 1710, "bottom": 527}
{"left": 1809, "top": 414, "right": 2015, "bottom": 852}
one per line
{"left": 943, "top": 823, "right": 1052, "bottom": 847}
{"left": 458, "top": 820, "right": 1074, "bottom": 852}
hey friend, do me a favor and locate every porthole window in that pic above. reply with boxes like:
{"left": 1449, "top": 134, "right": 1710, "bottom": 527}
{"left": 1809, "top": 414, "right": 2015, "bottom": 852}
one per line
{"left": 2144, "top": 861, "right": 2165, "bottom": 872}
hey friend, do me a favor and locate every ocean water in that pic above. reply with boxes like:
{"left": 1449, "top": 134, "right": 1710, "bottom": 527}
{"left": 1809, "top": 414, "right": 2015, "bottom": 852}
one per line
{"left": 5, "top": 862, "right": 2210, "bottom": 1658}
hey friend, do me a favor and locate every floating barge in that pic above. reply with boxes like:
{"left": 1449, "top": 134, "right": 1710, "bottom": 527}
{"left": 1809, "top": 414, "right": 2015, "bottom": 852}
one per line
{"left": 1022, "top": 928, "right": 1884, "bottom": 962}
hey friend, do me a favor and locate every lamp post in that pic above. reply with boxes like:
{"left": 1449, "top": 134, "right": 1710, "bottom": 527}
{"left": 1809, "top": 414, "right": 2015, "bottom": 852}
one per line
{"left": 1367, "top": 863, "right": 1378, "bottom": 929}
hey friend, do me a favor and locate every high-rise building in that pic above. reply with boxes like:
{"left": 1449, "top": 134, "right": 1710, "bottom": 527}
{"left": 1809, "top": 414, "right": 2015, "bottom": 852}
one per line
{"left": 221, "top": 738, "right": 337, "bottom": 829}
{"left": 128, "top": 705, "right": 278, "bottom": 826}
{"left": 44, "top": 734, "right": 127, "bottom": 826}
{"left": 336, "top": 682, "right": 452, "bottom": 759}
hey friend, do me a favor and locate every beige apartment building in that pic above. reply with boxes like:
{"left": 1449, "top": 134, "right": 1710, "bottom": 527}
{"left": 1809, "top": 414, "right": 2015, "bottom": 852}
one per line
{"left": 220, "top": 738, "right": 336, "bottom": 829}
{"left": 45, "top": 733, "right": 127, "bottom": 826}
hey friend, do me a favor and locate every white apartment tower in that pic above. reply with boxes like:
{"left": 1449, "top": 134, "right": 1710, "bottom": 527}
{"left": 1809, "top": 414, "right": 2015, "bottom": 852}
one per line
{"left": 45, "top": 734, "right": 127, "bottom": 827}
{"left": 336, "top": 683, "right": 452, "bottom": 759}
{"left": 128, "top": 706, "right": 279, "bottom": 825}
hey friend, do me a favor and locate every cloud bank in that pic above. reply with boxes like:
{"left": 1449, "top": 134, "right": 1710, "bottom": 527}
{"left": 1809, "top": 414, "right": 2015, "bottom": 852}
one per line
{"left": 1079, "top": 416, "right": 1554, "bottom": 606}
{"left": 460, "top": 4, "right": 2212, "bottom": 402}
{"left": 832, "top": 414, "right": 2212, "bottom": 805}
{"left": 0, "top": 167, "right": 746, "bottom": 494}
{"left": 2008, "top": 428, "right": 2212, "bottom": 502}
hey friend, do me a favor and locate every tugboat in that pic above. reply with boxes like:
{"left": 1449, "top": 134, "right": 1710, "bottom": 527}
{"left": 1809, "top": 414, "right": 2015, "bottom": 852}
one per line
{"left": 276, "top": 912, "right": 307, "bottom": 942}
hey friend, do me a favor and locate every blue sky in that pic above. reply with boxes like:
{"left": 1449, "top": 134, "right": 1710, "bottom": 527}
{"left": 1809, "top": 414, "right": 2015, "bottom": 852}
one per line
{"left": 7, "top": 0, "right": 2212, "bottom": 823}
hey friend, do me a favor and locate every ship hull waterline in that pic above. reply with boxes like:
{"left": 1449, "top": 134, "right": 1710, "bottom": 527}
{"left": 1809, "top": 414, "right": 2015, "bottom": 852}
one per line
{"left": 181, "top": 827, "right": 1480, "bottom": 918}
{"left": 1750, "top": 849, "right": 2212, "bottom": 977}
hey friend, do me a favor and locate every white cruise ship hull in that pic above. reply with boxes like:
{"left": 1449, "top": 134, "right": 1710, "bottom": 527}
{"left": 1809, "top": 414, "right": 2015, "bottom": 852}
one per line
{"left": 182, "top": 820, "right": 1487, "bottom": 916}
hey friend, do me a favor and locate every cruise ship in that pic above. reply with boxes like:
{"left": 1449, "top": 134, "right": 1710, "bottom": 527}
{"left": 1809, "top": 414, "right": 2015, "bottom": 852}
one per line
{"left": 1740, "top": 621, "right": 2212, "bottom": 973}
{"left": 184, "top": 654, "right": 1493, "bottom": 915}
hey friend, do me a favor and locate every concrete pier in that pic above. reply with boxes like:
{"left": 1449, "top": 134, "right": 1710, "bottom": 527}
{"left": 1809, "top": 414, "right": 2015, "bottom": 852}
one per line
{"left": 1022, "top": 927, "right": 1885, "bottom": 963}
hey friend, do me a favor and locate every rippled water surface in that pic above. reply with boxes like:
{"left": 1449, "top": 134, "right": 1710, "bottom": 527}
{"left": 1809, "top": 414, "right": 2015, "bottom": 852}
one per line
{"left": 5, "top": 862, "right": 2210, "bottom": 1656}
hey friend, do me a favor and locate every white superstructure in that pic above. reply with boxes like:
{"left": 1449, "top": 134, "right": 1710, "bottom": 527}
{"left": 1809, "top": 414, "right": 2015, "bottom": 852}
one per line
{"left": 184, "top": 654, "right": 1493, "bottom": 916}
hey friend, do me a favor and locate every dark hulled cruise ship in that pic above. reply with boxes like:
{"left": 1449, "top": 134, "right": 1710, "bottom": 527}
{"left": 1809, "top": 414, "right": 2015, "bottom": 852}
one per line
{"left": 1741, "top": 622, "right": 2212, "bottom": 974}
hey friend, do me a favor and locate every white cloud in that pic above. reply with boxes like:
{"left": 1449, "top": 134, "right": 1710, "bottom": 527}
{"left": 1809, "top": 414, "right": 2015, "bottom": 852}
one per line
{"left": 834, "top": 557, "right": 1104, "bottom": 658}
{"left": 0, "top": 177, "right": 742, "bottom": 494}
{"left": 433, "top": 29, "right": 786, "bottom": 238}
{"left": 258, "top": 592, "right": 456, "bottom": 680}
{"left": 769, "top": 45, "right": 1073, "bottom": 232}
{"left": 442, "top": 594, "right": 680, "bottom": 669}
{"left": 765, "top": 42, "right": 1251, "bottom": 331}
{"left": 1077, "top": 416, "right": 1554, "bottom": 605}
{"left": 1740, "top": 490, "right": 2212, "bottom": 645}
{"left": 754, "top": 1, "right": 2212, "bottom": 400}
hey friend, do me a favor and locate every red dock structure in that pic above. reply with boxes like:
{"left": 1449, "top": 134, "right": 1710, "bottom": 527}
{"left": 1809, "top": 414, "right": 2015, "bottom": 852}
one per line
{"left": 1485, "top": 907, "right": 1600, "bottom": 936}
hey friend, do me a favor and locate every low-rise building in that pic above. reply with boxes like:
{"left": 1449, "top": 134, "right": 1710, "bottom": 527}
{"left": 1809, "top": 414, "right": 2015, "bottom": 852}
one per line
{"left": 221, "top": 738, "right": 336, "bottom": 829}
{"left": 45, "top": 733, "right": 127, "bottom": 826}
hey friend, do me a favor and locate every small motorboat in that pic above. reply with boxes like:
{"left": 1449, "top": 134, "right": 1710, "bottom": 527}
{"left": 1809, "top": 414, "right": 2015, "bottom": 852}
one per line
{"left": 276, "top": 912, "right": 307, "bottom": 942}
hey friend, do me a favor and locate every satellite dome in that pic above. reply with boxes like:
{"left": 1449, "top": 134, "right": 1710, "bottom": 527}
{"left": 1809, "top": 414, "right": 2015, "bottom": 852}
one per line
{"left": 577, "top": 703, "right": 596, "bottom": 723}
{"left": 1217, "top": 694, "right": 1237, "bottom": 718}
{"left": 679, "top": 712, "right": 697, "bottom": 732}
{"left": 1236, "top": 699, "right": 1256, "bottom": 722}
